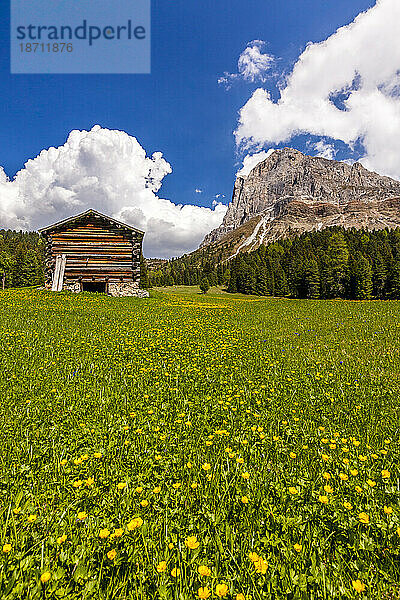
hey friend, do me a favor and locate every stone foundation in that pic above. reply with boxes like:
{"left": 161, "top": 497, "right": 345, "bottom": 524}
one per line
{"left": 61, "top": 280, "right": 149, "bottom": 298}
{"left": 107, "top": 282, "right": 149, "bottom": 298}
{"left": 63, "top": 281, "right": 82, "bottom": 293}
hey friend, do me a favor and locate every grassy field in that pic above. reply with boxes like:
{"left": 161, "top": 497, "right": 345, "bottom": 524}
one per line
{"left": 0, "top": 288, "right": 400, "bottom": 600}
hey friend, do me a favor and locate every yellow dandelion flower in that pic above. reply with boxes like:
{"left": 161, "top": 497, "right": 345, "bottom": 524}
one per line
{"left": 127, "top": 517, "right": 143, "bottom": 530}
{"left": 107, "top": 549, "right": 116, "bottom": 560}
{"left": 198, "top": 587, "right": 211, "bottom": 599}
{"left": 358, "top": 512, "right": 370, "bottom": 524}
{"left": 198, "top": 565, "right": 211, "bottom": 576}
{"left": 248, "top": 551, "right": 259, "bottom": 562}
{"left": 99, "top": 529, "right": 110, "bottom": 539}
{"left": 352, "top": 580, "right": 366, "bottom": 593}
{"left": 185, "top": 535, "right": 200, "bottom": 550}
{"left": 40, "top": 572, "right": 51, "bottom": 583}
{"left": 254, "top": 558, "right": 268, "bottom": 574}
{"left": 57, "top": 534, "right": 67, "bottom": 544}
{"left": 156, "top": 561, "right": 167, "bottom": 573}
{"left": 216, "top": 583, "right": 229, "bottom": 597}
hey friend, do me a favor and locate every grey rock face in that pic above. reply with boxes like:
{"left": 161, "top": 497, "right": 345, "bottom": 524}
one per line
{"left": 201, "top": 148, "right": 400, "bottom": 248}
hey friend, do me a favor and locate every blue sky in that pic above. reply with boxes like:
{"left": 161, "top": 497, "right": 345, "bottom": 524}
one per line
{"left": 2, "top": 0, "right": 398, "bottom": 257}
{"left": 1, "top": 0, "right": 374, "bottom": 206}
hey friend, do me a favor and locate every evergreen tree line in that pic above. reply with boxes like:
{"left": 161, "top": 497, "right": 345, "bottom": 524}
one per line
{"left": 148, "top": 247, "right": 231, "bottom": 288}
{"left": 0, "top": 230, "right": 44, "bottom": 288}
{"left": 3, "top": 226, "right": 400, "bottom": 300}
{"left": 227, "top": 227, "right": 400, "bottom": 299}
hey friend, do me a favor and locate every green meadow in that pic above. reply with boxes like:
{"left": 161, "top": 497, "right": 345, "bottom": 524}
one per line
{"left": 0, "top": 288, "right": 399, "bottom": 599}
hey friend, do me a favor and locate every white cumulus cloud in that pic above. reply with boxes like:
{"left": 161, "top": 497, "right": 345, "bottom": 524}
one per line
{"left": 236, "top": 149, "right": 275, "bottom": 177}
{"left": 235, "top": 0, "right": 400, "bottom": 180}
{"left": 0, "top": 126, "right": 227, "bottom": 258}
{"left": 313, "top": 140, "right": 337, "bottom": 160}
{"left": 219, "top": 40, "right": 274, "bottom": 88}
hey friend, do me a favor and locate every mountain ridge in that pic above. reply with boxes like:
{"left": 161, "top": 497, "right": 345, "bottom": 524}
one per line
{"left": 201, "top": 148, "right": 400, "bottom": 254}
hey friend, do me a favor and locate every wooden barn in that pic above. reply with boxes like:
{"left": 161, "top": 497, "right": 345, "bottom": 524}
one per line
{"left": 39, "top": 209, "right": 148, "bottom": 297}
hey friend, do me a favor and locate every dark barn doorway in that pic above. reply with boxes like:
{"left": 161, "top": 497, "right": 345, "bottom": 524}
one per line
{"left": 82, "top": 281, "right": 107, "bottom": 293}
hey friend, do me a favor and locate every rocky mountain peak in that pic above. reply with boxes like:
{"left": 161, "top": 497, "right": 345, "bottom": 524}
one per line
{"left": 201, "top": 148, "right": 400, "bottom": 250}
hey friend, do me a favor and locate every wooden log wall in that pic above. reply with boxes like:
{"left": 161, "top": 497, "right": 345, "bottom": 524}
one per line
{"left": 43, "top": 217, "right": 143, "bottom": 286}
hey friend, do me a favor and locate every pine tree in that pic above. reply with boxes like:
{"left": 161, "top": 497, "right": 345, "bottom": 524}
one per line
{"left": 274, "top": 265, "right": 288, "bottom": 297}
{"left": 304, "top": 259, "right": 320, "bottom": 298}
{"left": 0, "top": 251, "right": 14, "bottom": 288}
{"left": 227, "top": 264, "right": 237, "bottom": 292}
{"left": 387, "top": 260, "right": 400, "bottom": 299}
{"left": 12, "top": 244, "right": 29, "bottom": 287}
{"left": 200, "top": 277, "right": 210, "bottom": 294}
{"left": 140, "top": 254, "right": 149, "bottom": 288}
{"left": 237, "top": 263, "right": 256, "bottom": 294}
{"left": 373, "top": 253, "right": 387, "bottom": 298}
{"left": 325, "top": 232, "right": 349, "bottom": 297}
{"left": 350, "top": 252, "right": 373, "bottom": 300}
{"left": 255, "top": 267, "right": 270, "bottom": 296}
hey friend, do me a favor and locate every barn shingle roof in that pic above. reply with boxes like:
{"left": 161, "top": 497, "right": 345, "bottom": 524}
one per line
{"left": 38, "top": 208, "right": 144, "bottom": 236}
